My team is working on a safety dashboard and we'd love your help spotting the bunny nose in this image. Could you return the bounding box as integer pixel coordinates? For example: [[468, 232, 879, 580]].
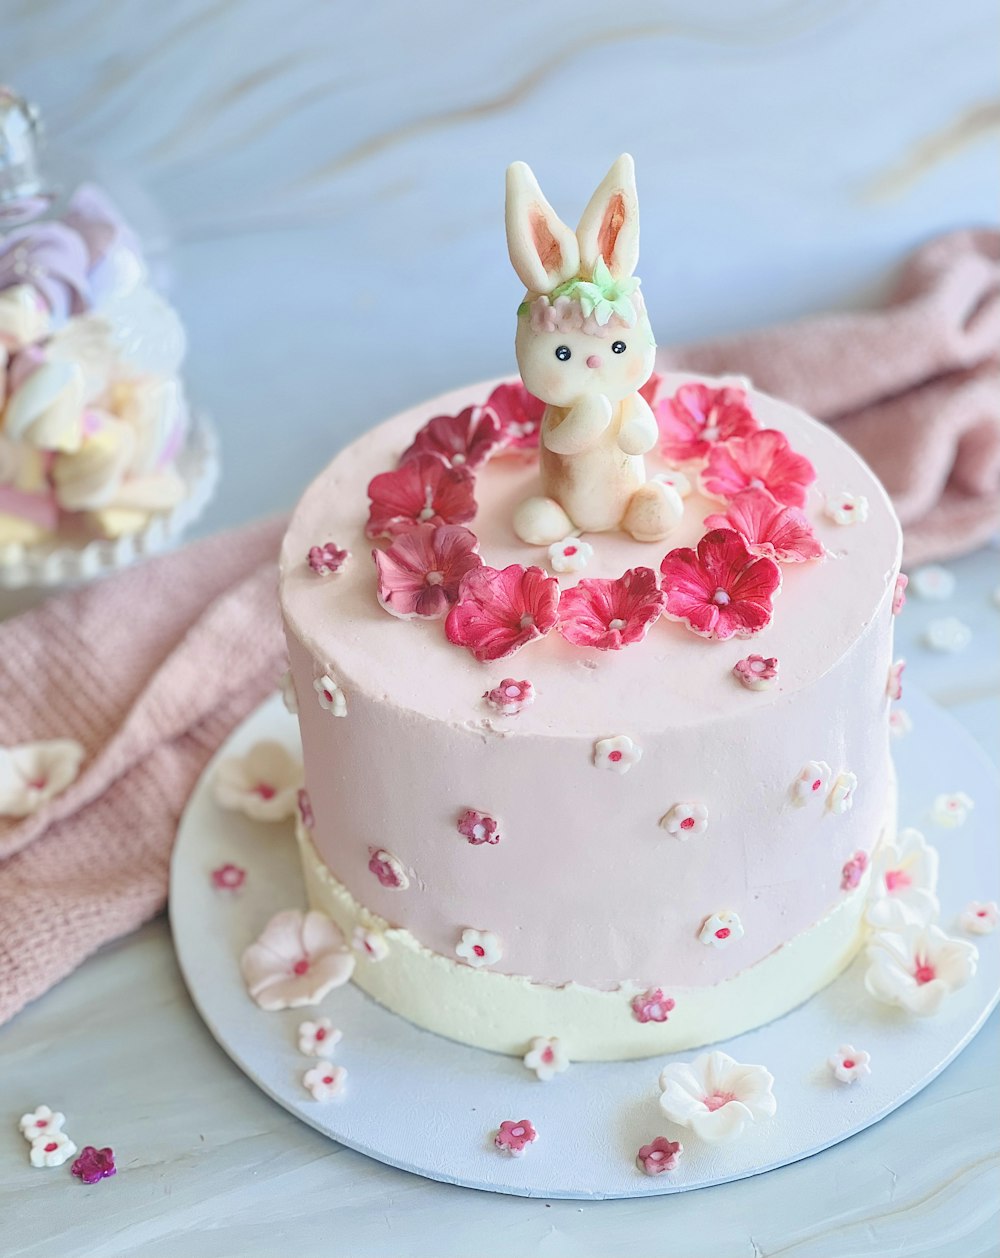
[[586, 354, 602, 369]]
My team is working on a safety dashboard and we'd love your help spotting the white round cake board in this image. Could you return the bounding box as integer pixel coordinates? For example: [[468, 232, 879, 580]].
[[169, 686, 999, 1200]]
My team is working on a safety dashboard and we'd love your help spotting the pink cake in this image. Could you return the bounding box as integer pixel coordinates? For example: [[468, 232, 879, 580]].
[[278, 157, 903, 1060]]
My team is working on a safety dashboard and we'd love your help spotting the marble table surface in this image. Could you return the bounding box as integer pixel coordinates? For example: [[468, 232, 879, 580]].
[[2, 2, 999, 1254]]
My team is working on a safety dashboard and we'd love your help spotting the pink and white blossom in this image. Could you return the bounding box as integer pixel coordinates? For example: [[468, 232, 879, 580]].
[[660, 528, 781, 641], [959, 901, 999, 935], [303, 1062, 347, 1101], [700, 430, 816, 507], [19, 1106, 65, 1142], [660, 801, 709, 838], [307, 542, 350, 576], [892, 573, 908, 615], [823, 491, 869, 525], [494, 1118, 537, 1156], [594, 734, 643, 774], [212, 740, 302, 822], [352, 926, 390, 961], [366, 453, 476, 539], [211, 863, 247, 892], [400, 404, 502, 470], [445, 563, 560, 661], [240, 909, 355, 1011], [558, 567, 665, 650], [29, 1131, 77, 1168], [703, 487, 824, 563], [314, 673, 347, 717], [924, 616, 972, 653], [373, 522, 482, 620], [699, 910, 744, 948], [297, 1017, 343, 1058], [483, 678, 535, 715], [658, 1051, 776, 1143], [887, 659, 905, 701], [368, 848, 409, 889], [486, 380, 546, 452], [865, 924, 977, 1015], [828, 770, 858, 815], [656, 382, 759, 464], [456, 927, 502, 968], [791, 760, 831, 806], [889, 708, 913, 738], [931, 791, 974, 828], [0, 739, 85, 819], [636, 1136, 683, 1175], [547, 535, 593, 573], [523, 1036, 569, 1081], [651, 468, 692, 497], [297, 788, 315, 830], [841, 851, 869, 891], [631, 988, 675, 1024], [866, 828, 940, 930], [457, 809, 501, 845], [828, 1044, 871, 1084], [910, 564, 956, 600], [733, 654, 778, 691]]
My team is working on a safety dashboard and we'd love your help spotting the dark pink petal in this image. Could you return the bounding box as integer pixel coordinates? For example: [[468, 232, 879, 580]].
[[366, 454, 476, 539], [373, 523, 481, 620], [660, 528, 781, 640], [486, 381, 546, 452], [703, 488, 825, 563], [400, 405, 503, 470], [639, 371, 664, 408], [557, 567, 665, 650], [446, 564, 559, 662], [700, 429, 816, 507], [655, 383, 758, 463]]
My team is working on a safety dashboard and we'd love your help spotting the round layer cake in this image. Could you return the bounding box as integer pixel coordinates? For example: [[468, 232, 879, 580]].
[[279, 371, 902, 1060]]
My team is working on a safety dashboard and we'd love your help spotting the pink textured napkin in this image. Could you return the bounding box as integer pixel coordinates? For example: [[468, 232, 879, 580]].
[[659, 229, 1000, 563], [0, 517, 287, 1026]]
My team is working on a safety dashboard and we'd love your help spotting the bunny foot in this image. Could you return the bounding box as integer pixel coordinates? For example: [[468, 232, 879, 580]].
[[622, 481, 684, 543], [513, 496, 574, 545]]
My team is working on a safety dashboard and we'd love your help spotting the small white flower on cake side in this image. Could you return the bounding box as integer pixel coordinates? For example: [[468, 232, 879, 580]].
[[0, 740, 85, 818], [660, 801, 708, 838], [297, 1017, 342, 1058], [314, 673, 347, 717], [866, 828, 940, 930], [791, 760, 831, 806], [594, 734, 642, 774], [909, 564, 956, 600], [828, 1045, 871, 1084], [931, 791, 974, 828], [29, 1131, 77, 1168], [278, 667, 298, 713], [864, 924, 977, 1015], [827, 770, 858, 815], [699, 910, 744, 948], [456, 927, 502, 968], [303, 1062, 347, 1101], [959, 901, 999, 935], [923, 617, 972, 654], [658, 1051, 776, 1144], [547, 536, 593, 573], [212, 739, 302, 822], [19, 1105, 65, 1142], [352, 925, 389, 961], [523, 1036, 569, 1081], [824, 491, 869, 525]]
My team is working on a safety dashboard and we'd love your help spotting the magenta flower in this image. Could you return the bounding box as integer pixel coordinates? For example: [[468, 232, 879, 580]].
[[494, 1118, 538, 1156], [457, 809, 500, 845], [636, 1136, 682, 1176], [373, 523, 482, 620], [307, 542, 350, 575], [660, 528, 782, 640], [893, 573, 908, 616], [703, 487, 825, 564], [733, 653, 779, 690], [368, 848, 409, 889], [631, 988, 675, 1024], [401, 404, 502, 470], [446, 564, 560, 662], [211, 863, 246, 892], [841, 851, 869, 891], [297, 788, 315, 830], [656, 382, 758, 464], [700, 429, 816, 507], [486, 380, 546, 451], [557, 567, 665, 650], [484, 678, 535, 715], [71, 1146, 116, 1185], [366, 453, 476, 540]]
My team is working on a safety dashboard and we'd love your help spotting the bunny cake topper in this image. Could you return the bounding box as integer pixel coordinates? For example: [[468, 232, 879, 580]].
[[506, 154, 683, 545]]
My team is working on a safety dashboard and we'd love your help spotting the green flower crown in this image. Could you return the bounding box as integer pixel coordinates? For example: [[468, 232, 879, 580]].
[[517, 256, 641, 326]]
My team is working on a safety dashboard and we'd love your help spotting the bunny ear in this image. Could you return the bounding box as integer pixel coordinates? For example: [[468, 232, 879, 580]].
[[576, 153, 640, 281], [505, 161, 580, 294]]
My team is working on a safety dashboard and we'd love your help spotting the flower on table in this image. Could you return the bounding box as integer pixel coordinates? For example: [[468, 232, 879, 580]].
[[892, 573, 908, 615], [365, 453, 476, 540], [823, 491, 869, 525], [886, 659, 905, 701], [456, 927, 502, 968], [494, 1118, 537, 1156], [651, 468, 692, 497], [733, 654, 778, 691], [660, 801, 708, 839], [889, 708, 913, 738], [400, 404, 503, 470], [840, 851, 869, 891], [636, 1135, 683, 1175], [352, 925, 390, 961], [71, 1146, 116, 1184], [655, 382, 758, 464], [19, 1105, 65, 1142], [704, 488, 825, 564], [828, 770, 858, 815], [558, 567, 665, 650], [457, 808, 500, 845], [658, 1051, 776, 1143], [523, 1036, 569, 1082], [910, 565, 956, 600], [297, 788, 315, 830], [791, 760, 831, 806], [631, 988, 675, 1024], [297, 1017, 343, 1058], [486, 380, 546, 452], [828, 1045, 871, 1085], [594, 734, 643, 774], [212, 740, 302, 822], [923, 616, 972, 653], [303, 1062, 347, 1101], [0, 739, 85, 819], [368, 848, 409, 889], [659, 528, 781, 640], [373, 522, 482, 620], [240, 909, 355, 1011], [700, 430, 816, 507], [483, 678, 535, 715], [864, 923, 977, 1015], [547, 535, 594, 573], [699, 910, 744, 948], [866, 828, 940, 930], [278, 668, 298, 714], [314, 674, 347, 717], [211, 863, 246, 892], [931, 791, 974, 828], [29, 1131, 77, 1168], [307, 542, 350, 576], [959, 901, 999, 935], [445, 563, 559, 661]]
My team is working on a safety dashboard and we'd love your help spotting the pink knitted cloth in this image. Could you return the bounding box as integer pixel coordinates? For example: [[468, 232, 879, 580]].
[[660, 229, 1000, 563], [0, 517, 287, 1025]]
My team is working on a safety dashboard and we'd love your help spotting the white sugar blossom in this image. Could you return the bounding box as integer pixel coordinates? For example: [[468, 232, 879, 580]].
[[594, 734, 642, 774], [828, 770, 858, 815], [523, 1036, 570, 1082], [828, 1044, 871, 1084], [314, 674, 347, 716], [864, 924, 977, 1016], [547, 536, 594, 573], [352, 925, 390, 961], [910, 565, 956, 600], [658, 1051, 776, 1144], [959, 901, 999, 935], [699, 910, 744, 948], [931, 791, 974, 828], [213, 740, 302, 822], [923, 617, 971, 653], [29, 1131, 77, 1168], [660, 801, 708, 838], [824, 491, 869, 525], [19, 1105, 65, 1143], [0, 740, 85, 818], [791, 760, 831, 806], [866, 828, 940, 930], [456, 927, 502, 968], [297, 1017, 342, 1059], [302, 1062, 347, 1101]]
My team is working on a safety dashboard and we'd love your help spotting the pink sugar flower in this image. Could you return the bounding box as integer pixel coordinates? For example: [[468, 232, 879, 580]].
[[700, 429, 816, 507], [211, 863, 246, 892], [733, 653, 778, 690], [557, 566, 666, 650], [240, 909, 355, 1011], [636, 1136, 682, 1176], [703, 487, 825, 564], [631, 988, 675, 1024], [368, 848, 409, 889], [656, 382, 759, 463], [71, 1146, 116, 1185], [307, 542, 350, 576], [484, 677, 535, 715], [373, 522, 482, 620], [297, 788, 315, 830], [893, 573, 908, 615], [887, 659, 905, 701], [841, 851, 869, 891], [401, 404, 503, 470], [457, 808, 500, 845], [660, 528, 781, 640], [366, 453, 476, 540], [446, 563, 560, 661], [494, 1118, 538, 1156], [486, 380, 546, 452]]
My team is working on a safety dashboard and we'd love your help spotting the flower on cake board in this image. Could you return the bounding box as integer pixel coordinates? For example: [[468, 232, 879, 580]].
[[658, 1051, 776, 1143], [651, 468, 692, 497], [303, 1062, 347, 1101], [660, 801, 708, 838], [352, 926, 389, 961], [212, 740, 302, 822], [494, 1118, 537, 1156], [841, 851, 869, 891], [0, 739, 85, 818], [699, 910, 744, 948], [828, 1045, 871, 1084], [631, 988, 675, 1024], [483, 678, 534, 715], [486, 380, 545, 452], [910, 564, 956, 600], [828, 770, 858, 815], [456, 927, 502, 968], [366, 453, 476, 540], [791, 760, 831, 806], [211, 863, 247, 892], [924, 616, 972, 653], [892, 573, 908, 615], [931, 791, 974, 828], [547, 535, 593, 573], [733, 653, 778, 691], [368, 848, 409, 889], [523, 1036, 569, 1082], [659, 529, 781, 641], [71, 1146, 117, 1184], [400, 404, 502, 470], [866, 828, 940, 930], [373, 522, 482, 620], [446, 564, 559, 661], [655, 382, 758, 464], [307, 542, 350, 576], [703, 488, 825, 563], [29, 1131, 77, 1168], [457, 808, 500, 845], [19, 1105, 65, 1142], [887, 659, 905, 701], [864, 924, 977, 1015], [823, 491, 869, 525], [594, 734, 643, 774], [700, 430, 816, 507], [636, 1136, 683, 1175], [314, 674, 347, 717], [959, 901, 999, 935], [298, 1017, 342, 1058], [240, 909, 355, 1011], [558, 567, 665, 650]]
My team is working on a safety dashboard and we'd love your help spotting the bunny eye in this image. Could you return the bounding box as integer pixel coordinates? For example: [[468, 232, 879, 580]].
[[554, 345, 572, 362], [612, 340, 627, 354]]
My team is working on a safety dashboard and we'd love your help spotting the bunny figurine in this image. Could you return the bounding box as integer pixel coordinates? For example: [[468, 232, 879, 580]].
[[505, 154, 683, 546]]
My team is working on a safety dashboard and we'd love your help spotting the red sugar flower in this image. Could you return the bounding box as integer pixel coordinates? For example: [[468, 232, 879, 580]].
[[401, 404, 503, 470], [700, 429, 816, 507], [494, 1118, 538, 1156], [631, 988, 675, 1024], [307, 542, 350, 576], [457, 809, 500, 845], [486, 380, 546, 452], [211, 863, 246, 892], [366, 453, 476, 540], [656, 382, 758, 463], [71, 1146, 116, 1185], [703, 487, 825, 564], [557, 567, 665, 650], [373, 523, 482, 620], [660, 528, 781, 640], [446, 564, 559, 662], [636, 1136, 682, 1176]]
